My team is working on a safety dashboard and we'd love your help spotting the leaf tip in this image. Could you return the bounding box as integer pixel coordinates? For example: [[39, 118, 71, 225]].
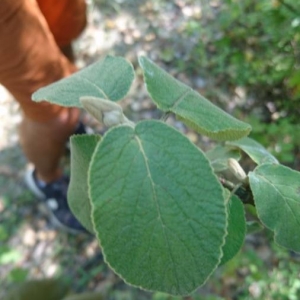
[[31, 90, 41, 102], [138, 55, 146, 67]]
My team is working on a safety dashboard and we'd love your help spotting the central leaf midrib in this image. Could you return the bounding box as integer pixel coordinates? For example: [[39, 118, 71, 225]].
[[134, 135, 180, 290], [134, 136, 163, 222], [170, 88, 191, 111], [81, 76, 109, 99]]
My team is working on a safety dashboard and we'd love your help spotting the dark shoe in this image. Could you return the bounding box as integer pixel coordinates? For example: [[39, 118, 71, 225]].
[[73, 121, 90, 135], [25, 168, 87, 234]]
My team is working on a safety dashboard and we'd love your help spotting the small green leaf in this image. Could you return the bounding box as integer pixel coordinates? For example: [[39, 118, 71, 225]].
[[0, 225, 8, 241], [220, 191, 246, 265], [206, 145, 241, 172], [246, 221, 263, 234], [68, 134, 101, 232], [8, 268, 29, 283], [89, 120, 227, 295], [32, 56, 134, 107], [249, 163, 300, 252], [139, 56, 251, 141], [4, 279, 69, 300], [0, 246, 21, 264], [227, 137, 278, 164], [63, 293, 104, 300]]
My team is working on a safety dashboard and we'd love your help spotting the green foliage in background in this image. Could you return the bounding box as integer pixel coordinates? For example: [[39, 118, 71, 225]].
[[32, 55, 300, 296], [246, 116, 300, 163], [182, 0, 300, 120]]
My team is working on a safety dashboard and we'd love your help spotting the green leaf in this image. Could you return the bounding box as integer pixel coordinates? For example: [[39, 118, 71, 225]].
[[152, 291, 182, 300], [4, 279, 69, 300], [206, 145, 241, 172], [8, 267, 29, 283], [220, 191, 246, 265], [89, 120, 227, 295], [227, 137, 278, 164], [139, 56, 251, 141], [32, 56, 134, 107], [0, 225, 8, 241], [68, 134, 101, 232], [0, 246, 21, 264], [246, 221, 263, 234], [249, 163, 300, 252], [63, 293, 103, 300]]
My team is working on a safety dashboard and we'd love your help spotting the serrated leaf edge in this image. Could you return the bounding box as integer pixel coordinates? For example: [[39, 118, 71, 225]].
[[249, 164, 300, 253], [68, 133, 102, 233], [139, 56, 251, 141]]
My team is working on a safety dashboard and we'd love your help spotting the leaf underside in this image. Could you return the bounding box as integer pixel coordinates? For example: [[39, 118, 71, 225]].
[[227, 137, 278, 165], [139, 56, 251, 141], [89, 120, 227, 295], [32, 56, 135, 107], [206, 145, 241, 172], [220, 191, 246, 265], [68, 134, 101, 232], [249, 163, 300, 253]]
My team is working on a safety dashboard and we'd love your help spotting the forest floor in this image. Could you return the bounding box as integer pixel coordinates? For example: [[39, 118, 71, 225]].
[[1, 1, 299, 299]]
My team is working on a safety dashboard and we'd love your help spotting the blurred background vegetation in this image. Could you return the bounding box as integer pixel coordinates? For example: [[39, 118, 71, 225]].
[[1, 0, 300, 299]]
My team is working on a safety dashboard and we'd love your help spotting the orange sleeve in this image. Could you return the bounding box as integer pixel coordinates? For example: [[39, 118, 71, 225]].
[[36, 0, 87, 47]]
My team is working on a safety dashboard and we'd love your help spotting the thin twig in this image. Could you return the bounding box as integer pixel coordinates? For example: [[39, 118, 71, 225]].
[[219, 177, 235, 191], [161, 111, 171, 122], [219, 177, 255, 206]]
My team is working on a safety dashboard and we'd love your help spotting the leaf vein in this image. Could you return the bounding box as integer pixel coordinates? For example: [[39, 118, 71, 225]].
[[170, 88, 192, 110], [256, 174, 300, 228], [81, 76, 109, 99], [134, 135, 180, 291]]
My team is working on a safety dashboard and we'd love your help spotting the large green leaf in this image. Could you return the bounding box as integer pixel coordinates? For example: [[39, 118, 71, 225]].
[[206, 145, 241, 172], [32, 56, 134, 107], [68, 134, 101, 232], [89, 120, 227, 295], [227, 137, 278, 164], [249, 163, 300, 252], [220, 191, 246, 265], [139, 56, 251, 141]]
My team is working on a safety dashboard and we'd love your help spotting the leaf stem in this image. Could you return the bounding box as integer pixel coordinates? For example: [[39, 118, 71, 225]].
[[161, 111, 171, 122], [219, 177, 255, 206], [219, 177, 235, 190]]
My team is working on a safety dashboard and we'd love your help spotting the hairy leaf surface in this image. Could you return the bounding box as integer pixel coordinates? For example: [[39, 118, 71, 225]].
[[227, 137, 278, 164], [68, 134, 101, 232], [249, 164, 300, 252], [32, 56, 134, 107], [220, 192, 246, 265], [89, 120, 227, 295], [206, 145, 241, 172], [139, 56, 251, 141]]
